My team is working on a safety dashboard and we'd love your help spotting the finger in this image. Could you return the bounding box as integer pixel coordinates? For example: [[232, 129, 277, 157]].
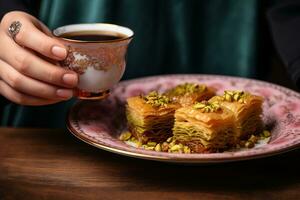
[[0, 80, 61, 106], [0, 59, 74, 100], [0, 32, 78, 88], [12, 19, 67, 60]]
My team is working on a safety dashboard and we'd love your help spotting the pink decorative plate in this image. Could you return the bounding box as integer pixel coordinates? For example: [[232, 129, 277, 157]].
[[67, 75, 300, 163]]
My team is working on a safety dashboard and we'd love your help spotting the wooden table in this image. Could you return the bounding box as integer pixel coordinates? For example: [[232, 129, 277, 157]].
[[0, 128, 299, 200]]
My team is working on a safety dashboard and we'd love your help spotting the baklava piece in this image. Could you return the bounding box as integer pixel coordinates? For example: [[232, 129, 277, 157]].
[[173, 101, 236, 153], [164, 83, 215, 107], [126, 91, 180, 144], [209, 90, 263, 140]]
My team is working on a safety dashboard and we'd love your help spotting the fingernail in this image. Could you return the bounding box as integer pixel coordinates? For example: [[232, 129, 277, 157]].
[[63, 73, 78, 86], [56, 89, 73, 99], [52, 46, 67, 58]]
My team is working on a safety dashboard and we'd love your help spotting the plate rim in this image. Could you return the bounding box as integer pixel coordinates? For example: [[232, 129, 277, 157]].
[[67, 74, 300, 163], [67, 121, 299, 163]]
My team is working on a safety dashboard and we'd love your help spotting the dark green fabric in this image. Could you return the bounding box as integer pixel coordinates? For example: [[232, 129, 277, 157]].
[[40, 0, 259, 78], [1, 0, 263, 127]]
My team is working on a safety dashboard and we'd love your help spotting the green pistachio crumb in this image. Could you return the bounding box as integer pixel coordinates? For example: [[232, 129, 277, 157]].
[[263, 130, 271, 137], [170, 144, 182, 151], [223, 90, 246, 103], [155, 144, 162, 152], [142, 91, 171, 107], [119, 132, 132, 141], [183, 146, 191, 153], [147, 141, 157, 147], [245, 141, 255, 148], [249, 135, 258, 143], [193, 101, 221, 113], [145, 146, 155, 150], [166, 137, 173, 143]]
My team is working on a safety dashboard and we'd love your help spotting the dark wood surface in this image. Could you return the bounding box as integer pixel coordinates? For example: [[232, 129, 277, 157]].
[[0, 128, 299, 200]]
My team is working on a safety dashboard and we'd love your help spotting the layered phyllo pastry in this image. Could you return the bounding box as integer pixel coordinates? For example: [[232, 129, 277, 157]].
[[209, 90, 263, 140], [122, 87, 267, 154], [173, 101, 236, 153], [126, 91, 180, 144], [164, 83, 215, 107]]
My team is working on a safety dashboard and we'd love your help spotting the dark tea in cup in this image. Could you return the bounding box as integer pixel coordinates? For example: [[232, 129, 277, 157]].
[[59, 31, 128, 42]]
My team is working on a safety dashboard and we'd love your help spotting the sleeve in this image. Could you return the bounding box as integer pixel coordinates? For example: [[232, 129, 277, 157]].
[[267, 0, 300, 88]]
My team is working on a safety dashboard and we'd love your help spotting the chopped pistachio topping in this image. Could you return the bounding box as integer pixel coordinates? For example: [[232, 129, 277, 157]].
[[147, 141, 157, 147], [142, 91, 171, 107], [245, 141, 255, 148], [237, 130, 271, 149], [238, 139, 255, 149], [262, 130, 271, 138], [183, 146, 191, 153], [248, 135, 258, 143], [193, 101, 221, 113], [128, 136, 142, 147], [144, 146, 155, 150], [121, 134, 191, 154], [167, 83, 207, 96], [170, 144, 182, 151], [121, 129, 271, 152], [168, 143, 190, 153], [166, 137, 173, 143], [119, 131, 132, 141], [155, 144, 162, 152], [222, 90, 246, 103]]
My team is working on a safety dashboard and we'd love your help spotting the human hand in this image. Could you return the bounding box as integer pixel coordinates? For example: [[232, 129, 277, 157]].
[[0, 11, 78, 106]]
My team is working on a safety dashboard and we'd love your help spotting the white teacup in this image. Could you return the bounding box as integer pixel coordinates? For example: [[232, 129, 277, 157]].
[[53, 23, 134, 100]]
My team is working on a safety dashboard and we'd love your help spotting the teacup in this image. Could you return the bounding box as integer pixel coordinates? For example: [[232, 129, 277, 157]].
[[53, 23, 134, 99]]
